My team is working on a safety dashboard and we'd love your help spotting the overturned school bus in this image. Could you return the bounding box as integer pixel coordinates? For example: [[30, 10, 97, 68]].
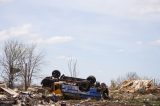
[[41, 70, 109, 101]]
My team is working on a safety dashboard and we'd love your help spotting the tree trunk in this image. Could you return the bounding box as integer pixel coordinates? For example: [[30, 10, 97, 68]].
[[9, 66, 14, 88], [24, 63, 28, 91]]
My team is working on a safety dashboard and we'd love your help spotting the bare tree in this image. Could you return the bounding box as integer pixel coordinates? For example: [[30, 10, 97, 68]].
[[21, 45, 43, 90], [68, 57, 78, 77], [126, 72, 139, 80], [0, 40, 26, 88], [0, 40, 44, 90]]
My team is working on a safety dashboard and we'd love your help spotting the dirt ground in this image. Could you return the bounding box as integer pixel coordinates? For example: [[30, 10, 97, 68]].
[[54, 92, 160, 106], [1, 92, 160, 106], [59, 99, 160, 106]]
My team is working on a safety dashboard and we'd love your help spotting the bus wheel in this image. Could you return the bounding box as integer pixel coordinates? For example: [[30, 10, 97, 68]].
[[52, 70, 61, 78], [87, 75, 96, 85], [79, 80, 90, 92]]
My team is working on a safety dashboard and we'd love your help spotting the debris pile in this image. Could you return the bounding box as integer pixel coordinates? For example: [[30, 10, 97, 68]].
[[119, 80, 153, 93], [0, 83, 18, 105], [0, 79, 160, 106], [0, 83, 58, 105], [109, 79, 160, 106]]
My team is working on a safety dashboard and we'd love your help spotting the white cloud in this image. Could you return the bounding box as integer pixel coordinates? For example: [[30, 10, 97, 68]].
[[54, 0, 160, 18], [135, 0, 160, 14], [150, 39, 160, 46], [30, 36, 73, 45], [136, 41, 143, 45], [56, 55, 66, 59], [44, 36, 73, 44], [0, 0, 13, 5], [116, 49, 125, 53], [0, 24, 73, 45], [10, 24, 32, 36], [0, 24, 32, 41], [56, 56, 77, 60]]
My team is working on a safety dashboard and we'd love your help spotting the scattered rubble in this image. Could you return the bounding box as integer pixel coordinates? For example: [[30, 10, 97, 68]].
[[0, 86, 18, 105], [0, 83, 57, 105], [0, 79, 160, 106]]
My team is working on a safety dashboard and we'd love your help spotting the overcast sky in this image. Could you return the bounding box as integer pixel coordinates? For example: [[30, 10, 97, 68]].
[[0, 0, 160, 84]]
